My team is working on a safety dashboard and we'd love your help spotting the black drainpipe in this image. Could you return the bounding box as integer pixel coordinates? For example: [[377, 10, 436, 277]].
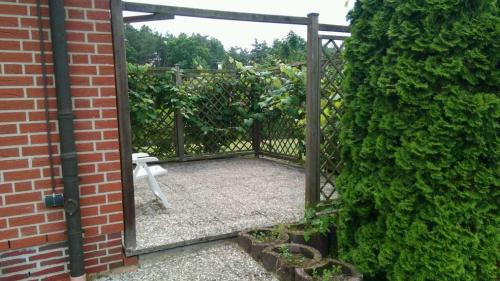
[[48, 0, 85, 279]]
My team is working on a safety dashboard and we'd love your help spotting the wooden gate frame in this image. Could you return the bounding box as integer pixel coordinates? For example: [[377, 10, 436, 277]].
[[110, 0, 350, 253]]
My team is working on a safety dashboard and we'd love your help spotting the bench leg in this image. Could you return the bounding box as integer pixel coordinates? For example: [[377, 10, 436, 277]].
[[144, 167, 171, 209]]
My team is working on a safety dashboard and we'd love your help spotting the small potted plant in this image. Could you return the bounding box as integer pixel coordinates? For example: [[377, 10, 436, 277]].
[[237, 226, 289, 260], [295, 258, 362, 281], [261, 243, 322, 281], [285, 204, 338, 256]]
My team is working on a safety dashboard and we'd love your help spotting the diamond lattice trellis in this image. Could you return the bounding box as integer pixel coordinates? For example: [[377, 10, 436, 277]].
[[132, 106, 176, 160], [182, 71, 253, 156], [319, 38, 345, 200]]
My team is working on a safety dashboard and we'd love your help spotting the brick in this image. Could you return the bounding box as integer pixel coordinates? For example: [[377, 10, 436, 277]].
[[20, 226, 37, 236], [108, 213, 123, 223], [101, 222, 123, 234], [43, 272, 70, 281], [0, 88, 23, 99], [0, 4, 27, 15], [0, 52, 32, 62], [100, 253, 123, 264], [68, 42, 95, 53], [20, 17, 50, 28], [80, 174, 104, 185], [0, 16, 18, 27], [104, 151, 120, 161], [5, 192, 41, 205], [78, 153, 102, 163], [95, 119, 117, 129], [66, 21, 94, 31], [9, 235, 47, 249], [0, 183, 13, 194], [0, 28, 29, 39], [0, 112, 25, 121], [0, 99, 33, 110], [0, 135, 28, 146], [86, 264, 107, 274], [47, 232, 67, 243], [20, 122, 55, 133], [82, 215, 106, 226], [25, 63, 54, 73], [80, 195, 106, 206], [68, 9, 85, 19], [4, 64, 23, 74], [9, 214, 45, 227], [97, 162, 120, 173], [92, 76, 115, 86], [0, 241, 9, 251], [0, 124, 18, 134], [78, 163, 96, 175], [86, 10, 110, 21], [26, 87, 56, 98], [0, 159, 28, 171], [72, 88, 98, 97], [74, 131, 101, 141], [0, 148, 19, 158], [99, 203, 122, 214], [47, 211, 64, 222], [2, 263, 36, 274], [81, 206, 98, 217], [106, 172, 121, 181], [67, 32, 86, 42], [98, 65, 114, 75], [69, 76, 90, 86], [0, 229, 18, 240], [3, 169, 40, 182], [0, 40, 20, 50], [31, 265, 65, 277], [39, 221, 66, 234], [40, 256, 69, 266], [22, 145, 57, 156], [65, 0, 92, 8], [91, 54, 113, 64], [80, 185, 96, 195], [75, 142, 94, 152], [94, 0, 110, 9], [74, 109, 100, 119], [14, 181, 32, 192], [95, 23, 111, 33], [69, 65, 97, 75], [96, 140, 119, 150], [99, 87, 116, 96], [0, 258, 25, 268]]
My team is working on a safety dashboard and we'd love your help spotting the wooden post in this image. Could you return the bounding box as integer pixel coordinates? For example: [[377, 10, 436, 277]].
[[252, 119, 261, 158], [174, 64, 185, 161], [110, 0, 136, 250], [305, 13, 321, 207]]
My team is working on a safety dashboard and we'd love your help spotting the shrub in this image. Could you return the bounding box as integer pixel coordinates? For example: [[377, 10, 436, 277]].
[[338, 1, 499, 280]]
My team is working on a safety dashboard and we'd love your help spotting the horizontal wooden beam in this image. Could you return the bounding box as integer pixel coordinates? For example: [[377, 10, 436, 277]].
[[318, 24, 350, 33], [123, 1, 310, 25], [123, 13, 175, 23], [319, 34, 350, 41]]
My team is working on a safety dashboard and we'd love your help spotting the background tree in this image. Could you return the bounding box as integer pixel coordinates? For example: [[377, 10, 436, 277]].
[[271, 31, 306, 63], [338, 0, 499, 280], [124, 24, 168, 66]]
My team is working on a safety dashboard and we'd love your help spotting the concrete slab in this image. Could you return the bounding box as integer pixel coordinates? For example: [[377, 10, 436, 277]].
[[134, 158, 305, 251]]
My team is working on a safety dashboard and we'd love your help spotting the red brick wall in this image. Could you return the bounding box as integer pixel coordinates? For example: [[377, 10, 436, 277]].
[[0, 0, 132, 279]]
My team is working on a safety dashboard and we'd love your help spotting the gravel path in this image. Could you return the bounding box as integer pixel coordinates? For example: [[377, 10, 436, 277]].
[[134, 158, 305, 251], [96, 241, 278, 281]]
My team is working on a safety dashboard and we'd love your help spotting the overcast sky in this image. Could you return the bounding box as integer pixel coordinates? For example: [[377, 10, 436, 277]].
[[125, 0, 355, 50]]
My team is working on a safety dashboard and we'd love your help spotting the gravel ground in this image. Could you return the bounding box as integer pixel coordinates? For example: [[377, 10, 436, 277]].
[[96, 241, 278, 281], [134, 158, 305, 250]]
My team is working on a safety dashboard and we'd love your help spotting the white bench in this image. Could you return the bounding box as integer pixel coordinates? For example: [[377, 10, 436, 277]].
[[132, 153, 171, 209]]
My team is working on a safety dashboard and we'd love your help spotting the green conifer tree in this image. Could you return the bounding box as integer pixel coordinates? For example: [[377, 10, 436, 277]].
[[338, 1, 499, 280]]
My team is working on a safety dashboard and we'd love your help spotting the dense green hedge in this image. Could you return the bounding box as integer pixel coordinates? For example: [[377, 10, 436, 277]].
[[337, 1, 499, 280]]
